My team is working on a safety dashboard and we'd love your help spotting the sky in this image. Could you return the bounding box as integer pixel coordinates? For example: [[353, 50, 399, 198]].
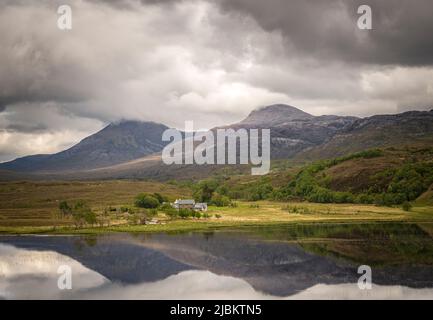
[[0, 0, 433, 162]]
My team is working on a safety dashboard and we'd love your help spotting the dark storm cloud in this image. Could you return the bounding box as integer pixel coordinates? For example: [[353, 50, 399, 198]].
[[0, 0, 432, 161], [5, 123, 48, 133], [218, 0, 433, 66], [86, 0, 181, 9]]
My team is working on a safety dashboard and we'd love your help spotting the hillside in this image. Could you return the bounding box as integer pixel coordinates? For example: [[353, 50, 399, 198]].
[[211, 147, 433, 206], [1, 105, 433, 181], [0, 121, 170, 172], [298, 110, 433, 160], [287, 147, 433, 205], [416, 185, 433, 206]]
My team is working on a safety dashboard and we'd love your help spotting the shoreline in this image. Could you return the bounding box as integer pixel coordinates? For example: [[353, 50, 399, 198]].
[[1, 214, 432, 236], [2, 198, 432, 236]]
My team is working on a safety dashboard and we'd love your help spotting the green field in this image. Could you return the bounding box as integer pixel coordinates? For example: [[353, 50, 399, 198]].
[[1, 148, 433, 235], [0, 180, 190, 227], [0, 180, 432, 235]]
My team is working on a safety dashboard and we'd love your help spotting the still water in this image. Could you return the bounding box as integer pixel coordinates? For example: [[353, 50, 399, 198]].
[[1, 222, 433, 299]]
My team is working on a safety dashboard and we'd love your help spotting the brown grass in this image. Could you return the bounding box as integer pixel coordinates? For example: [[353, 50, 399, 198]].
[[0, 180, 190, 226]]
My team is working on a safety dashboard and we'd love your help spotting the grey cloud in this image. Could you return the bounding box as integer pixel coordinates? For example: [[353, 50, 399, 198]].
[[5, 123, 48, 133], [218, 0, 433, 66], [86, 0, 183, 9], [0, 0, 433, 161]]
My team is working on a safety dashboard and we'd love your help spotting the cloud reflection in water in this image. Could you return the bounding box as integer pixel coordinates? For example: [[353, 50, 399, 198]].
[[1, 243, 433, 300]]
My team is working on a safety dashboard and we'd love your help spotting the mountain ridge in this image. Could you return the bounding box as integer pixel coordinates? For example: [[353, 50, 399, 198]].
[[1, 104, 433, 177], [0, 120, 170, 172], [225, 104, 359, 159], [297, 109, 433, 160]]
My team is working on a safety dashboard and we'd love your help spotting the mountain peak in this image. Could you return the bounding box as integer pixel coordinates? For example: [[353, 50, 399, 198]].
[[240, 104, 313, 126], [0, 119, 170, 172]]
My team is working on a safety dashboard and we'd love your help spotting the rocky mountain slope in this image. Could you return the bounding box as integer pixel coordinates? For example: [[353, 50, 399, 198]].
[[1, 104, 433, 178], [228, 104, 358, 159], [298, 109, 433, 160], [0, 121, 169, 172]]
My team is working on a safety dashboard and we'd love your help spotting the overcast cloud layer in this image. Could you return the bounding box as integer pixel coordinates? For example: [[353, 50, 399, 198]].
[[0, 0, 433, 161]]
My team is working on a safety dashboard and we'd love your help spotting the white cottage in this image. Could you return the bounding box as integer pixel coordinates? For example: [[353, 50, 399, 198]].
[[172, 199, 207, 212], [172, 199, 195, 209]]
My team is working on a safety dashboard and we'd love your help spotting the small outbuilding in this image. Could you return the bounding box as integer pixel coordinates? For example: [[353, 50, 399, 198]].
[[194, 203, 208, 212]]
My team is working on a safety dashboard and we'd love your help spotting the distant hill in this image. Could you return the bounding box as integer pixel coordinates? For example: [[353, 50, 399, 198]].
[[289, 147, 433, 205], [297, 110, 433, 160], [218, 147, 433, 205], [0, 120, 170, 172]]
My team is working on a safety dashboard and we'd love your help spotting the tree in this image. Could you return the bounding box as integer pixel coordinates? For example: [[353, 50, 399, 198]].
[[153, 193, 169, 204], [84, 210, 97, 226], [211, 193, 231, 207], [59, 201, 72, 217], [193, 179, 218, 202], [134, 193, 160, 208], [215, 185, 229, 196], [71, 201, 96, 228]]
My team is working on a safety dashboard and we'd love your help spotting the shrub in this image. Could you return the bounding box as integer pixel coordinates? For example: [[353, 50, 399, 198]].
[[178, 208, 195, 219], [307, 187, 334, 203], [356, 193, 374, 204], [152, 193, 169, 204], [164, 209, 178, 219], [333, 192, 355, 204], [282, 205, 311, 214], [194, 211, 202, 219], [71, 201, 96, 228], [193, 179, 218, 202], [59, 201, 72, 216], [211, 193, 231, 207], [148, 208, 158, 216], [127, 213, 146, 225], [160, 203, 178, 219], [215, 185, 229, 196], [246, 183, 274, 201], [402, 201, 412, 212], [134, 193, 160, 208]]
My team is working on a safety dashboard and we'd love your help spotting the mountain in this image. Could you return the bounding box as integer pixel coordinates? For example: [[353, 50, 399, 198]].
[[0, 120, 170, 172], [225, 104, 358, 159], [2, 104, 433, 179], [298, 109, 433, 160]]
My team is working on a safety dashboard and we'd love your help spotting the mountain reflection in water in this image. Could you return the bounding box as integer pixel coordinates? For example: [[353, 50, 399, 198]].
[[1, 222, 433, 299]]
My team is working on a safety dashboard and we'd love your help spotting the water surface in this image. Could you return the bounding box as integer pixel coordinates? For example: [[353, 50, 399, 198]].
[[1, 222, 433, 299]]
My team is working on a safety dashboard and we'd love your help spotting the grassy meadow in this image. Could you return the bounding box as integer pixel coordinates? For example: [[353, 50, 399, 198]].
[[0, 179, 432, 235], [0, 180, 190, 228]]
